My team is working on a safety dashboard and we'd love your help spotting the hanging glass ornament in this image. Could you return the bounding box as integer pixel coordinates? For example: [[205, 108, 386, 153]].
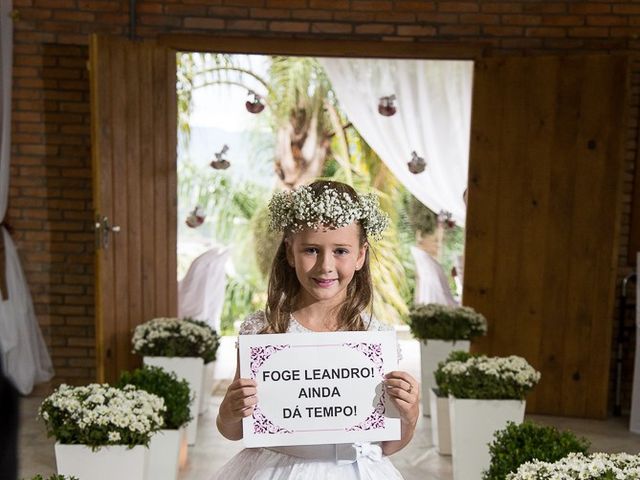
[[437, 210, 456, 229], [186, 205, 206, 228], [378, 94, 397, 116], [245, 91, 265, 114], [407, 151, 426, 174], [210, 144, 231, 170]]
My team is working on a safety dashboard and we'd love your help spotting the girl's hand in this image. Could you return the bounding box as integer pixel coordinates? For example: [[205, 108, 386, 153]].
[[218, 378, 258, 426], [384, 371, 420, 427]]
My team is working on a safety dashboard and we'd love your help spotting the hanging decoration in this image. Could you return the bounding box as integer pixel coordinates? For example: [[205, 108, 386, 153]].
[[210, 144, 231, 170], [437, 210, 456, 229], [186, 206, 206, 228], [245, 91, 265, 114], [407, 151, 426, 174], [378, 95, 397, 116]]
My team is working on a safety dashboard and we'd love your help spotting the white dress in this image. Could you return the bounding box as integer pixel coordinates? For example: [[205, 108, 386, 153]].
[[212, 311, 405, 480]]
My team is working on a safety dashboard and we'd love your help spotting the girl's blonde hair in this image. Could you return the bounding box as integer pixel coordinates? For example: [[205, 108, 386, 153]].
[[263, 181, 373, 333]]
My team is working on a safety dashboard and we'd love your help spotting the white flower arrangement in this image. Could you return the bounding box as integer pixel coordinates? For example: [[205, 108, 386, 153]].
[[508, 452, 640, 479], [39, 383, 165, 449], [132, 317, 219, 361], [268, 184, 390, 240], [439, 354, 541, 400], [409, 303, 488, 341]]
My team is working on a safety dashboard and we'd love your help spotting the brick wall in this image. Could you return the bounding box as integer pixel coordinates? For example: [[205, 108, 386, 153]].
[[8, 0, 639, 410]]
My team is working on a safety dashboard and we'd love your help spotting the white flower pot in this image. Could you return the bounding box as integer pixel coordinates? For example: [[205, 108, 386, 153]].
[[199, 361, 216, 415], [55, 443, 148, 480], [420, 339, 470, 416], [449, 397, 526, 480], [429, 388, 451, 455], [147, 427, 185, 480], [144, 356, 204, 445]]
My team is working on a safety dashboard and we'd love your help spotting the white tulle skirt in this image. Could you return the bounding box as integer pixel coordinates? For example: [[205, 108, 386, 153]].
[[211, 444, 405, 480]]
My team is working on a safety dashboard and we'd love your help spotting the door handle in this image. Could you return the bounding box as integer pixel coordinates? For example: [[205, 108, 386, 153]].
[[95, 214, 121, 250]]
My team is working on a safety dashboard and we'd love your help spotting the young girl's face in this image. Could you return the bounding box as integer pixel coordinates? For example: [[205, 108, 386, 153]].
[[286, 222, 367, 307]]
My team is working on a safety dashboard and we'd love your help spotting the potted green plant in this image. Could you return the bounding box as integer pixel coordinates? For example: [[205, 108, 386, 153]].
[[183, 317, 221, 415], [409, 303, 487, 416], [132, 317, 218, 445], [430, 350, 472, 455], [507, 452, 640, 480], [439, 354, 541, 480], [38, 384, 164, 480], [483, 421, 590, 480], [118, 366, 192, 480]]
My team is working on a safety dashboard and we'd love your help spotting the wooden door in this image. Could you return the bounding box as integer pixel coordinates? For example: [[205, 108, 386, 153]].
[[464, 55, 629, 418], [90, 35, 177, 383]]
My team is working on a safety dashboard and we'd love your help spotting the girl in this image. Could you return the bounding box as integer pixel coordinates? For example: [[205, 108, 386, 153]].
[[214, 180, 419, 479]]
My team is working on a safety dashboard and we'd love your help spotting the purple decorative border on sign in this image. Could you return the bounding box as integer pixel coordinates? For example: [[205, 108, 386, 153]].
[[249, 344, 290, 380], [346, 392, 386, 431], [252, 405, 292, 434], [343, 342, 384, 376], [342, 341, 386, 431]]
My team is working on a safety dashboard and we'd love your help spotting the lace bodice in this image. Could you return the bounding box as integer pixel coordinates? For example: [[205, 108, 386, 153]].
[[238, 310, 401, 359]]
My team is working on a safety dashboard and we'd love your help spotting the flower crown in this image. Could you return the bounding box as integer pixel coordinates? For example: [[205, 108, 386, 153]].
[[268, 184, 390, 240]]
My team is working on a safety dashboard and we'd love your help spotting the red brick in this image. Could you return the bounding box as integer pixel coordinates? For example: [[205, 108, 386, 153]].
[[77, 0, 120, 11], [311, 22, 353, 34], [397, 24, 436, 36], [541, 15, 584, 26], [587, 15, 628, 26], [526, 27, 565, 38], [568, 26, 609, 37], [612, 4, 640, 15], [352, 0, 393, 11], [502, 14, 543, 26], [34, 0, 76, 7], [394, 1, 435, 12], [523, 3, 567, 14], [164, 4, 208, 15], [250, 7, 291, 18], [355, 23, 395, 34], [482, 25, 524, 36], [438, 24, 480, 35], [569, 3, 611, 14], [52, 10, 96, 22], [309, 0, 347, 8], [267, 0, 307, 7], [269, 21, 309, 32], [227, 19, 268, 30], [481, 3, 522, 14], [208, 6, 250, 17], [183, 16, 225, 29], [438, 2, 478, 13], [459, 13, 499, 24], [292, 9, 334, 20], [417, 12, 456, 23]]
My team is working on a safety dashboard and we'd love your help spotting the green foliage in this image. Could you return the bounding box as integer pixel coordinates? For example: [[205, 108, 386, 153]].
[[484, 421, 590, 480], [434, 350, 473, 396], [251, 204, 282, 279], [118, 366, 192, 430], [407, 195, 437, 234], [409, 303, 487, 341], [183, 318, 221, 362]]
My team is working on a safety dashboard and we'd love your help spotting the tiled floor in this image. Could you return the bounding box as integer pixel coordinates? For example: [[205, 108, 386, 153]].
[[17, 337, 640, 479]]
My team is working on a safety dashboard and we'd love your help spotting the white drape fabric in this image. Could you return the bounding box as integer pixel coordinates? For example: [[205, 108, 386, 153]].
[[318, 58, 473, 225], [410, 246, 456, 306], [629, 254, 640, 433], [0, 0, 54, 394], [178, 245, 231, 333]]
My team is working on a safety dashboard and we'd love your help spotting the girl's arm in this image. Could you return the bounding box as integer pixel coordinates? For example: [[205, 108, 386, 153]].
[[216, 351, 258, 441], [380, 371, 420, 456]]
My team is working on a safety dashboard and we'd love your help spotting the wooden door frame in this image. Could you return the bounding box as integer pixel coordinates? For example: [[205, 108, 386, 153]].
[[158, 34, 488, 60]]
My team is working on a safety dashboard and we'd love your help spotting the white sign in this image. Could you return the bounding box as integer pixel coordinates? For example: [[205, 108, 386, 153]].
[[239, 330, 401, 447]]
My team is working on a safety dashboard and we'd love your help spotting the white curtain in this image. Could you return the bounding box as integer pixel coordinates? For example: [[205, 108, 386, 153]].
[[178, 246, 231, 334], [318, 58, 473, 225], [0, 0, 54, 394], [410, 246, 456, 306]]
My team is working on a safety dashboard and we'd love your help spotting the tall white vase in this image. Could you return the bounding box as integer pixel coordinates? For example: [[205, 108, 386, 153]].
[[420, 339, 469, 416], [429, 388, 451, 455], [147, 428, 185, 480], [199, 361, 216, 415], [144, 356, 204, 445], [55, 443, 148, 480], [449, 397, 526, 480]]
